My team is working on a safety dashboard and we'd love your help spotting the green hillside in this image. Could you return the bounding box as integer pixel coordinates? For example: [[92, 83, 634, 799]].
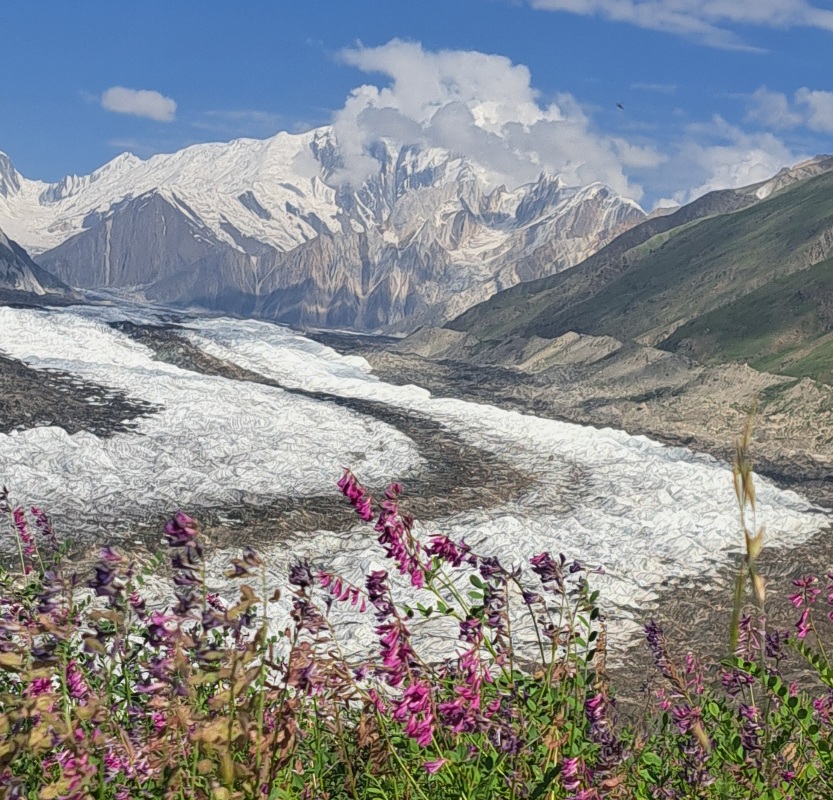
[[664, 255, 833, 383], [449, 168, 833, 383]]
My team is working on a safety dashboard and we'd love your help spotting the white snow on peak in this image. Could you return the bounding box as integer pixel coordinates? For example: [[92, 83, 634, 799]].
[[0, 129, 342, 254], [0, 128, 643, 261]]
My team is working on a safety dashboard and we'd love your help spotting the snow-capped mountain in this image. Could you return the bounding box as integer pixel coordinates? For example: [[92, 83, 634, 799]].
[[0, 129, 645, 331], [0, 224, 74, 301]]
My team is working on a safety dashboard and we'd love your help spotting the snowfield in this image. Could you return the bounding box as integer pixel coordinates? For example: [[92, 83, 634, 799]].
[[0, 303, 828, 650]]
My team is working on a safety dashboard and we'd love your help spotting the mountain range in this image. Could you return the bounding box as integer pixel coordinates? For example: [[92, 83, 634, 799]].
[[0, 130, 644, 332], [446, 155, 833, 383]]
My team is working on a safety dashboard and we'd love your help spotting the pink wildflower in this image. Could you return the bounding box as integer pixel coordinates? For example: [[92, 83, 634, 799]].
[[376, 619, 415, 687], [813, 693, 833, 724], [655, 688, 673, 712], [438, 635, 493, 734], [561, 757, 582, 792], [163, 511, 199, 547], [368, 689, 387, 714], [65, 660, 89, 701], [426, 534, 473, 568], [392, 680, 434, 747], [423, 758, 448, 774], [790, 575, 820, 608], [12, 507, 36, 561], [796, 607, 811, 639], [25, 677, 53, 697], [374, 494, 424, 587], [338, 469, 376, 523], [318, 571, 366, 611]]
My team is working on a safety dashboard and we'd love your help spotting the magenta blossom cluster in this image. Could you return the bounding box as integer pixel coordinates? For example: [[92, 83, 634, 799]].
[[337, 469, 374, 521], [392, 680, 434, 747], [374, 483, 424, 589], [426, 534, 475, 568], [438, 624, 497, 735], [318, 571, 367, 612], [790, 573, 833, 640]]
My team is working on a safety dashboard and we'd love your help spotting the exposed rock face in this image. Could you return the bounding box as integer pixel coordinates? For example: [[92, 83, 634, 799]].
[[0, 225, 73, 301], [0, 131, 645, 332]]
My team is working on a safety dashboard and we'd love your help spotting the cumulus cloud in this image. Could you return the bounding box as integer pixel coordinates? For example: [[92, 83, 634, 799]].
[[529, 0, 833, 49], [747, 86, 833, 134], [331, 39, 648, 198], [746, 87, 805, 129], [655, 116, 804, 206], [101, 86, 177, 122], [795, 88, 833, 133], [326, 40, 809, 211]]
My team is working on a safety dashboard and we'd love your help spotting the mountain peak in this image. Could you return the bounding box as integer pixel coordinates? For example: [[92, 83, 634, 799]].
[[0, 152, 21, 198], [0, 131, 646, 332]]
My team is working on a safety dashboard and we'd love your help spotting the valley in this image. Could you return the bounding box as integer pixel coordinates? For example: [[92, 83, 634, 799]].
[[4, 146, 833, 667]]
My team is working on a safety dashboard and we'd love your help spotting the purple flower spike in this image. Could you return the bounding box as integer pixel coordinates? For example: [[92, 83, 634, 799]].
[[289, 561, 314, 589]]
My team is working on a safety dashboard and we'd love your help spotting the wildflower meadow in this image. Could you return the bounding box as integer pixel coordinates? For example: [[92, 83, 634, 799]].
[[1, 431, 832, 799]]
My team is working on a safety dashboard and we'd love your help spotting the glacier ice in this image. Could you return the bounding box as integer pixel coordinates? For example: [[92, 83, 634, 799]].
[[0, 304, 828, 651]]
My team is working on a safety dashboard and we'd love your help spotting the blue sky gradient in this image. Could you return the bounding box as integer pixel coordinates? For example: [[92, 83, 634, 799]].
[[1, 0, 831, 207]]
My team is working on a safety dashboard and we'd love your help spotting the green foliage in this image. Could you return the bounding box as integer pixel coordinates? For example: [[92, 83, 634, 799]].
[[1, 465, 833, 799]]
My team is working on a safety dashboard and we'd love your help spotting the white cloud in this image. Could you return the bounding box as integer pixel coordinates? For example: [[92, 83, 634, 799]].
[[529, 0, 833, 49], [612, 138, 668, 168], [656, 117, 804, 206], [746, 87, 804, 129], [101, 86, 177, 122], [795, 87, 833, 133], [747, 86, 833, 134], [332, 39, 646, 199], [327, 40, 813, 211]]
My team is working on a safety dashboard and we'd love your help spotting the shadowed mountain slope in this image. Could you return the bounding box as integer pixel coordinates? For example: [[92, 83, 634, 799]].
[[0, 225, 76, 305]]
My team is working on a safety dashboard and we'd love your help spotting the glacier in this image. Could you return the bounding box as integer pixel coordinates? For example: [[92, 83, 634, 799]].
[[0, 303, 827, 653]]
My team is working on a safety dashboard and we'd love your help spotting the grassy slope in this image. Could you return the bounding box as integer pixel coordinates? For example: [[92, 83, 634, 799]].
[[663, 256, 833, 383], [450, 170, 833, 383], [447, 186, 762, 342]]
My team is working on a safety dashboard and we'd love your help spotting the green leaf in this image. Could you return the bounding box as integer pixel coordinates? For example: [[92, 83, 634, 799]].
[[527, 763, 563, 800], [470, 575, 485, 590], [791, 639, 833, 690], [416, 603, 434, 618]]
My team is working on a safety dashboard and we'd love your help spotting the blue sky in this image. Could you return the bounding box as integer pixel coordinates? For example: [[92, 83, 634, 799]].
[[1, 0, 832, 207]]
